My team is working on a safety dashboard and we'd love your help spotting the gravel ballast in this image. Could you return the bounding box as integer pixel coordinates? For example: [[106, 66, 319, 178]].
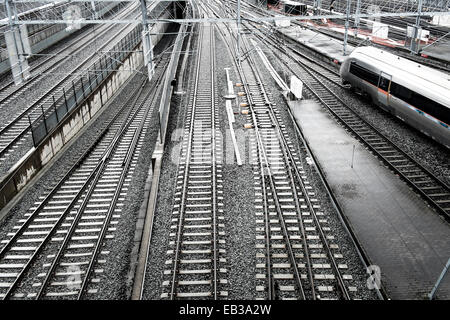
[[0, 33, 174, 299], [143, 22, 380, 300]]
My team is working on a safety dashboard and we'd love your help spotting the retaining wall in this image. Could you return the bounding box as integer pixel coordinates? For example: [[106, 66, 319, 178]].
[[0, 16, 171, 211]]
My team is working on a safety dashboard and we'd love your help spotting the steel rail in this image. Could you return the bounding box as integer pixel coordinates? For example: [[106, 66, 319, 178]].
[[266, 105, 351, 300], [77, 73, 164, 299], [232, 4, 450, 220], [265, 41, 450, 220], [0, 69, 151, 299], [210, 2, 353, 298], [0, 2, 153, 162], [204, 4, 276, 298], [207, 3, 303, 300], [209, 24, 219, 301], [215, 0, 318, 299], [1, 161, 103, 300], [0, 1, 138, 106], [34, 75, 154, 299], [0, 21, 140, 160], [168, 25, 203, 300], [241, 30, 351, 300], [239, 31, 321, 300], [0, 127, 110, 259], [168, 14, 220, 299], [133, 19, 195, 299], [219, 0, 383, 299], [169, 22, 220, 300], [240, 56, 307, 301], [230, 24, 307, 300]]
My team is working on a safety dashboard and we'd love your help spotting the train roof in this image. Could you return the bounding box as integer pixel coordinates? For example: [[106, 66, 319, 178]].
[[349, 46, 450, 106], [281, 0, 306, 5]]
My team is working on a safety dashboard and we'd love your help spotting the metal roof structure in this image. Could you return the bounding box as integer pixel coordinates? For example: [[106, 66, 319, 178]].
[[0, 0, 449, 25]]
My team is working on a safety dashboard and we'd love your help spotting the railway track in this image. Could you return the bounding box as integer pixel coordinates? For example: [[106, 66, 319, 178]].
[[241, 35, 354, 301], [0, 54, 168, 299], [205, 2, 363, 299], [160, 22, 227, 300], [249, 23, 450, 220], [224, 0, 450, 220], [239, 0, 450, 73], [0, 2, 136, 106], [0, 4, 147, 169]]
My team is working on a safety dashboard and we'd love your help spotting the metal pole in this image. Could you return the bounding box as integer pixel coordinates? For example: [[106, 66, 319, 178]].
[[351, 145, 355, 168], [63, 88, 69, 112], [90, 0, 98, 19], [410, 0, 423, 54], [343, 0, 351, 56], [5, 0, 24, 81], [81, 75, 86, 99], [354, 0, 361, 37], [314, 0, 322, 15], [41, 105, 48, 134], [140, 0, 154, 80], [28, 115, 35, 146], [72, 80, 77, 104], [429, 257, 450, 300], [52, 95, 58, 121], [237, 0, 241, 66]]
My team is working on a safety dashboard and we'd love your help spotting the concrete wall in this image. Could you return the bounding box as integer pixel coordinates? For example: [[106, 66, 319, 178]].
[[39, 46, 142, 167], [0, 17, 171, 211]]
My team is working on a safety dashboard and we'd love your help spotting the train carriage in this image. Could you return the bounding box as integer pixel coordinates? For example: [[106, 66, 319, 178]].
[[340, 46, 450, 148]]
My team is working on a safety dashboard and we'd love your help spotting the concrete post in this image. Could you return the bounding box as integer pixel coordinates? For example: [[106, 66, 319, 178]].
[[90, 0, 98, 19], [343, 0, 351, 56], [237, 0, 241, 66], [354, 0, 361, 37], [410, 0, 423, 54], [314, 0, 322, 15], [5, 0, 30, 85], [140, 0, 155, 80]]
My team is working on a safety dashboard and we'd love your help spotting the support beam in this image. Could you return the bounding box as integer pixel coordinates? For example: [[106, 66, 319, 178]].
[[343, 0, 351, 56], [410, 0, 424, 54], [5, 0, 31, 85], [429, 257, 450, 300], [354, 0, 361, 37], [140, 0, 154, 80], [90, 0, 98, 19], [237, 0, 241, 65], [314, 0, 322, 15], [2, 11, 450, 26]]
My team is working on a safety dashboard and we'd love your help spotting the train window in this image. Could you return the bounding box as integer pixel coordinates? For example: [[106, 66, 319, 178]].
[[391, 82, 449, 125], [349, 62, 379, 86], [391, 83, 412, 101], [378, 77, 390, 91], [411, 92, 450, 125]]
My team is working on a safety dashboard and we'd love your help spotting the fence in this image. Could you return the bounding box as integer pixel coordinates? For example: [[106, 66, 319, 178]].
[[30, 24, 143, 146]]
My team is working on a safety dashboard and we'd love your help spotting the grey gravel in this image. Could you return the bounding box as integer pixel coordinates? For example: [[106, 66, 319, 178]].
[[0, 32, 174, 299], [215, 31, 256, 300], [250, 34, 380, 300]]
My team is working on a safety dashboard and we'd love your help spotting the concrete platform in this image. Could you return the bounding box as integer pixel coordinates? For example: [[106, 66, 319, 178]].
[[281, 25, 353, 64], [421, 38, 450, 64], [279, 22, 450, 67], [289, 99, 450, 300]]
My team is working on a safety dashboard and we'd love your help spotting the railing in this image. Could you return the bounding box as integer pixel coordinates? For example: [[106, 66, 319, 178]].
[[30, 24, 143, 146]]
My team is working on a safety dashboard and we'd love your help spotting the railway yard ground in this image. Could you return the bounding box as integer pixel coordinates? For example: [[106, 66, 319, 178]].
[[0, 0, 449, 303]]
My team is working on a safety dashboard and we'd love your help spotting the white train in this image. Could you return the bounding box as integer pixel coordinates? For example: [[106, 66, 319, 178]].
[[340, 46, 450, 148]]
